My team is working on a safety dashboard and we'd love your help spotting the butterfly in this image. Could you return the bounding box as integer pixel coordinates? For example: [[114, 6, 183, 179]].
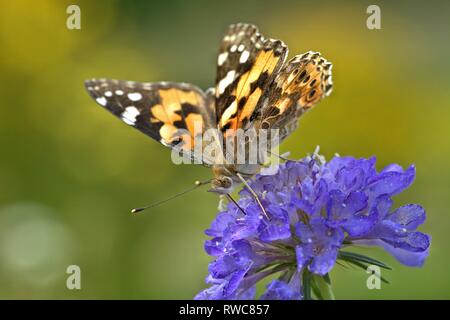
[[85, 23, 333, 214]]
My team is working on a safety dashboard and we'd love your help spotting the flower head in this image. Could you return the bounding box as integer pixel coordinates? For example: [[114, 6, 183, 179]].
[[196, 154, 430, 300]]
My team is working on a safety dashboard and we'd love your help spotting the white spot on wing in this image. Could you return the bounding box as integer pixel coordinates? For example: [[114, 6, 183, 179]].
[[128, 92, 142, 101], [239, 50, 250, 63], [96, 97, 107, 106], [218, 70, 236, 94], [115, 90, 124, 95], [217, 52, 228, 66], [121, 106, 140, 126], [230, 44, 237, 53], [237, 44, 245, 52], [104, 91, 112, 97]]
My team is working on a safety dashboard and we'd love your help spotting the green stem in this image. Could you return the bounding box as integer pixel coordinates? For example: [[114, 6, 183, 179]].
[[302, 269, 312, 300]]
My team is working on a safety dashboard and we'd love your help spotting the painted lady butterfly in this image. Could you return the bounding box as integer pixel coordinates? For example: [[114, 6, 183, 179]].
[[85, 23, 333, 214]]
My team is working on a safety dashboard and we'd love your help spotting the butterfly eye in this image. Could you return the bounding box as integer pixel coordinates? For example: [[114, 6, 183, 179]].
[[261, 120, 270, 130], [220, 176, 233, 188], [168, 135, 187, 148]]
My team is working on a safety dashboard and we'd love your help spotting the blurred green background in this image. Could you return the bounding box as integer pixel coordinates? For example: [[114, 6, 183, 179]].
[[0, 0, 449, 299]]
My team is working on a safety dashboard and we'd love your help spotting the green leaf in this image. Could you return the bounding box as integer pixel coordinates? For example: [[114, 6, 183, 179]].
[[338, 250, 392, 270], [312, 275, 335, 300], [342, 259, 390, 284], [311, 280, 324, 300], [323, 273, 331, 285]]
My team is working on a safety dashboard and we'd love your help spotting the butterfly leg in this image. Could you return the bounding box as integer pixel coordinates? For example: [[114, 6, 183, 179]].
[[218, 194, 228, 211], [236, 173, 270, 220]]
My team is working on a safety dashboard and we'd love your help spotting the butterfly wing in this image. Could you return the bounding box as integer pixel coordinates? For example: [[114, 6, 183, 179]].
[[84, 79, 216, 164], [257, 51, 333, 142], [215, 23, 288, 136]]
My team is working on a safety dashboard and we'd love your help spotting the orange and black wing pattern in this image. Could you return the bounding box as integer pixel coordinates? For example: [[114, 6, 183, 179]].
[[85, 79, 215, 162], [215, 23, 288, 136], [258, 51, 333, 142], [84, 26, 334, 167]]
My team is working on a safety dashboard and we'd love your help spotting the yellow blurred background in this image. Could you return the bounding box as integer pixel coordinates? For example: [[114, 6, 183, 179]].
[[0, 0, 449, 299]]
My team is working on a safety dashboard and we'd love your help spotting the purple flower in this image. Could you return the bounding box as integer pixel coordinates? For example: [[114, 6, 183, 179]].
[[295, 218, 344, 275], [260, 277, 302, 300], [351, 196, 430, 267], [196, 154, 430, 300]]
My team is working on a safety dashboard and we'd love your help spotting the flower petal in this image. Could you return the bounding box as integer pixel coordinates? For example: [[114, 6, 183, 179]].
[[387, 204, 426, 230], [258, 206, 291, 242], [309, 248, 339, 275], [382, 231, 430, 252], [204, 237, 225, 256], [205, 212, 235, 237], [327, 190, 368, 224], [353, 234, 431, 267], [366, 165, 415, 198], [295, 245, 309, 271], [260, 280, 301, 300], [194, 283, 226, 300], [342, 212, 377, 237], [223, 267, 250, 298]]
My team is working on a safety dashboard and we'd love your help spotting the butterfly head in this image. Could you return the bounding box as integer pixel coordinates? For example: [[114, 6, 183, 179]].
[[209, 175, 235, 194], [208, 165, 238, 194]]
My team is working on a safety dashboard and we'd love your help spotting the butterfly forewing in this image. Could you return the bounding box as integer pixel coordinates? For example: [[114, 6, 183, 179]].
[[215, 23, 288, 135], [85, 79, 216, 163]]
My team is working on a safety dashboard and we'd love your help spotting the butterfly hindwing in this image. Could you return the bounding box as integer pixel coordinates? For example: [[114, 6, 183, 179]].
[[215, 23, 288, 135], [85, 79, 216, 162], [258, 51, 333, 142]]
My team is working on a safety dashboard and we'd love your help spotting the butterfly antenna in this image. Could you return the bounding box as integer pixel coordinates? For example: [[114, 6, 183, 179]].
[[131, 179, 211, 214]]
